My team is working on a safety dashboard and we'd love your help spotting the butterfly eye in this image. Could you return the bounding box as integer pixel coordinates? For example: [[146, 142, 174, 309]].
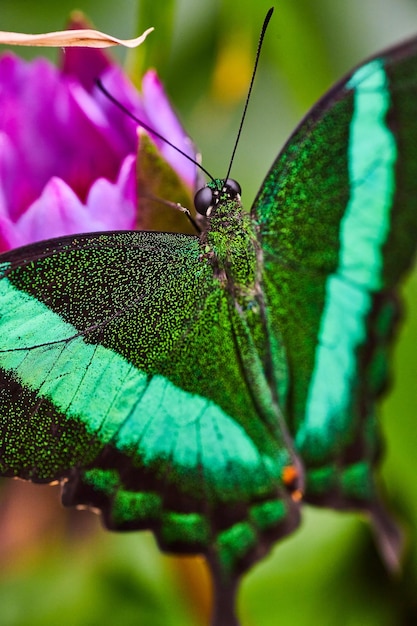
[[225, 179, 242, 196], [194, 186, 214, 216], [194, 179, 242, 217]]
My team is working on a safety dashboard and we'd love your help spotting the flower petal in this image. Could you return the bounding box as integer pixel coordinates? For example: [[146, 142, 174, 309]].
[[141, 70, 200, 189], [0, 53, 131, 217], [16, 178, 95, 243], [96, 67, 202, 190], [14, 154, 137, 245], [61, 13, 112, 91], [0, 159, 21, 251], [85, 154, 137, 229], [0, 27, 154, 48]]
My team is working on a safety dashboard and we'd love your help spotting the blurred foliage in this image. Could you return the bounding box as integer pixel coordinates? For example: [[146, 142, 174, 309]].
[[2, 0, 417, 625]]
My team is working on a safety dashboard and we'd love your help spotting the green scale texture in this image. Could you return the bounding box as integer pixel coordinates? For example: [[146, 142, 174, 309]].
[[2, 34, 417, 599]]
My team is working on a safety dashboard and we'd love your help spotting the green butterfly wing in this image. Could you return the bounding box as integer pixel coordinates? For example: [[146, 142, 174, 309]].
[[252, 36, 417, 566], [0, 229, 300, 573]]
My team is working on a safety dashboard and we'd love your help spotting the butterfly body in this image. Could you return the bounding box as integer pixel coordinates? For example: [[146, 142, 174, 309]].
[[2, 28, 417, 626]]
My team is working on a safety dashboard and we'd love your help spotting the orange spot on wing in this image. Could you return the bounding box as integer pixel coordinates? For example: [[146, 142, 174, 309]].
[[282, 465, 299, 486], [291, 489, 303, 502], [282, 465, 304, 502]]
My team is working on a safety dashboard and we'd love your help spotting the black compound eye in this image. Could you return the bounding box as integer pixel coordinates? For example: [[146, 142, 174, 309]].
[[194, 186, 214, 216], [225, 178, 241, 196]]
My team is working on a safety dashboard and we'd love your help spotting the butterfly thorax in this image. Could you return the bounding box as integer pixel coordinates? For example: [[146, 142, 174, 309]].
[[198, 179, 259, 299]]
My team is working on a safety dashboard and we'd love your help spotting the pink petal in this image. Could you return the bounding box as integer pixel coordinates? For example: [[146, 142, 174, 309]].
[[95, 67, 200, 190], [141, 70, 198, 189], [85, 155, 137, 229], [60, 14, 112, 91], [16, 178, 94, 243], [14, 155, 138, 245], [0, 53, 130, 218]]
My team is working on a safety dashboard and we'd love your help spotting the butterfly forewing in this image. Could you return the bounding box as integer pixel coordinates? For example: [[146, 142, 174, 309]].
[[0, 230, 300, 569], [251, 36, 417, 562]]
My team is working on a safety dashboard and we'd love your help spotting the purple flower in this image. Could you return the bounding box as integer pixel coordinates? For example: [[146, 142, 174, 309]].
[[0, 29, 199, 252]]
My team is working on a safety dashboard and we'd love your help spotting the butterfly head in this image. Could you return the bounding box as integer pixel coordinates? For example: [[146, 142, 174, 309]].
[[194, 178, 242, 218]]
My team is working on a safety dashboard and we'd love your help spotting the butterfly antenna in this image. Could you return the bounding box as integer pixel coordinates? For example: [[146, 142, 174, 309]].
[[224, 7, 274, 183], [96, 78, 215, 182]]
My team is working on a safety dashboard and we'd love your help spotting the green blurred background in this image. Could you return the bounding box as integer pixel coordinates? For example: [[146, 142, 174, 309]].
[[2, 0, 417, 624]]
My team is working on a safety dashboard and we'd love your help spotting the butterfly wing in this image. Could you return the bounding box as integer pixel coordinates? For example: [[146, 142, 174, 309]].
[[0, 230, 300, 571], [252, 36, 417, 567]]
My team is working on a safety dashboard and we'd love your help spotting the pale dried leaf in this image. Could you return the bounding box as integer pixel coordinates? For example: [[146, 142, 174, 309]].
[[0, 26, 154, 48]]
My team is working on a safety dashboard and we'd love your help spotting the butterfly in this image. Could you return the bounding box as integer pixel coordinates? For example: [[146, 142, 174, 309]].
[[2, 10, 417, 626]]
